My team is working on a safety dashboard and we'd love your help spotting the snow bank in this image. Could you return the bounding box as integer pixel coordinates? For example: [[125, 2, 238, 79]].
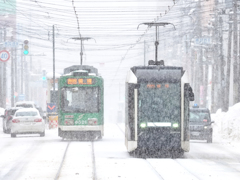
[[211, 103, 240, 142]]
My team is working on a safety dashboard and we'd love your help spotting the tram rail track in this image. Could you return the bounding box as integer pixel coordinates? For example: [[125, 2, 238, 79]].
[[91, 141, 96, 180], [115, 123, 165, 179], [54, 141, 70, 180], [115, 123, 201, 180], [54, 140, 97, 180]]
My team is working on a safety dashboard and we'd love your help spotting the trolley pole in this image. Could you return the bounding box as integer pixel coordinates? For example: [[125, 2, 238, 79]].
[[71, 37, 95, 66], [80, 39, 83, 65], [155, 26, 159, 64], [137, 22, 175, 64]]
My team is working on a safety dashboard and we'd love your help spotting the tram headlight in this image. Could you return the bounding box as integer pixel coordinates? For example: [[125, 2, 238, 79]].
[[172, 123, 179, 128], [204, 126, 208, 129], [140, 122, 147, 128], [88, 118, 98, 125]]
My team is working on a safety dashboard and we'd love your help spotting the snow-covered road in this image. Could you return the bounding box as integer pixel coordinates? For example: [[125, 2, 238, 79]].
[[0, 122, 239, 180]]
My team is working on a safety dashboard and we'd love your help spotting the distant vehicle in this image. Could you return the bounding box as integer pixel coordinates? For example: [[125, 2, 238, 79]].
[[36, 106, 46, 120], [189, 106, 214, 143], [58, 65, 104, 140], [11, 108, 45, 138], [15, 101, 37, 108], [15, 101, 46, 119], [125, 62, 194, 158], [1, 107, 23, 134]]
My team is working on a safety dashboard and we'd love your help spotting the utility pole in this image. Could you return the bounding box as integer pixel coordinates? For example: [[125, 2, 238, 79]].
[[3, 28, 6, 108], [219, 16, 225, 110], [225, 16, 233, 111], [238, 11, 240, 102], [15, 47, 17, 101], [238, 16, 240, 102], [21, 44, 23, 94], [194, 0, 202, 106], [25, 56, 29, 100], [203, 48, 208, 108], [0, 28, 2, 107], [233, 0, 238, 104], [11, 36, 14, 107], [53, 25, 55, 93], [211, 2, 219, 112]]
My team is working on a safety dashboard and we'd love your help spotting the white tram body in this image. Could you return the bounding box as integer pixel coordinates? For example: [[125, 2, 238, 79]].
[[125, 65, 194, 157]]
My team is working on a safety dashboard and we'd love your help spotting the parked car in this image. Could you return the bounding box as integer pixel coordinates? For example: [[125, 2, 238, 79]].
[[1, 107, 23, 134], [189, 106, 214, 143], [15, 101, 37, 108], [11, 108, 45, 138]]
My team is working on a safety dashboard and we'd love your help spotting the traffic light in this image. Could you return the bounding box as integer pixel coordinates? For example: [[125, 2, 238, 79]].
[[42, 70, 47, 88], [23, 40, 29, 55], [42, 70, 46, 80]]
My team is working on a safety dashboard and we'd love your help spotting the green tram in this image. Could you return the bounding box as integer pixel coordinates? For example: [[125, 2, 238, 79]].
[[58, 65, 104, 139], [125, 61, 194, 157]]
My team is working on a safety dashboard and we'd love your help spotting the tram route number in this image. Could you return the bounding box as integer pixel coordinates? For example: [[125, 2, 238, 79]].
[[75, 120, 87, 125], [0, 50, 10, 62]]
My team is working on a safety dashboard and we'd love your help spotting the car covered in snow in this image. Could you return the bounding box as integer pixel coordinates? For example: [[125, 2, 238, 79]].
[[189, 106, 214, 143], [11, 108, 45, 138], [15, 101, 37, 108]]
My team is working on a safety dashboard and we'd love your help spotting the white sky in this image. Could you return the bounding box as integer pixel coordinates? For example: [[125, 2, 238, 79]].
[[12, 0, 177, 86]]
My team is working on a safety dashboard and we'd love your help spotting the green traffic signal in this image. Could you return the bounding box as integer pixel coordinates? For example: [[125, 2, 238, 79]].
[[23, 50, 29, 55], [23, 40, 29, 55]]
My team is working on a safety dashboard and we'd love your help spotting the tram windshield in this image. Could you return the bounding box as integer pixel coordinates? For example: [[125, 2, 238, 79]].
[[139, 82, 181, 123], [61, 87, 99, 113]]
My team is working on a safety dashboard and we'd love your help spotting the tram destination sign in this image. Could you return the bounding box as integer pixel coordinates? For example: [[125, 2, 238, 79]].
[[67, 78, 93, 85]]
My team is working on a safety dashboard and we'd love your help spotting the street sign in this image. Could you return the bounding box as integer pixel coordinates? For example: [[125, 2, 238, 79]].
[[0, 50, 10, 62], [47, 103, 57, 113], [18, 94, 25, 101], [194, 37, 212, 45], [3, 41, 19, 48]]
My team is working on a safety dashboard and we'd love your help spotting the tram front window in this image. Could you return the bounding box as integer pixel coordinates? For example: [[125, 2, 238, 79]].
[[139, 83, 181, 123], [61, 87, 99, 113]]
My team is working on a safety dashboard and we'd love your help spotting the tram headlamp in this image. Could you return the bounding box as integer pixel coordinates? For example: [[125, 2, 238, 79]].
[[140, 122, 147, 128], [88, 118, 98, 125], [172, 123, 179, 128], [204, 126, 208, 129]]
